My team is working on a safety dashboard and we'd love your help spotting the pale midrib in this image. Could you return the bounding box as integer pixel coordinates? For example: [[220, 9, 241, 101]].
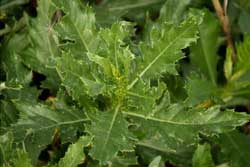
[[123, 111, 245, 126], [71, 21, 90, 52], [48, 30, 56, 60], [231, 89, 250, 96], [127, 25, 194, 90], [100, 104, 120, 154], [115, 36, 119, 69], [200, 33, 216, 85], [19, 119, 89, 132], [127, 91, 155, 100], [137, 141, 176, 154]]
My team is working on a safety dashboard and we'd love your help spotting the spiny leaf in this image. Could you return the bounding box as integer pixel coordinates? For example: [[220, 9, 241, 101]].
[[12, 102, 88, 163], [98, 21, 135, 78], [192, 143, 215, 167], [127, 11, 203, 90], [86, 107, 135, 165], [126, 81, 167, 116], [54, 0, 100, 58], [235, 36, 250, 73], [0, 34, 31, 88], [21, 0, 60, 90], [56, 53, 102, 108], [57, 22, 135, 107], [125, 105, 249, 165], [57, 136, 91, 167], [190, 9, 220, 85]]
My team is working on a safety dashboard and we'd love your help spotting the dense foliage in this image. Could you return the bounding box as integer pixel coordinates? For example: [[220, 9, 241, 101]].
[[1, 0, 250, 166]]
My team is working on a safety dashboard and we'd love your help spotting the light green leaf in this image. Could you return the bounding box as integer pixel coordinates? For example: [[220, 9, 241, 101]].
[[149, 156, 163, 167], [98, 21, 135, 78], [192, 144, 215, 167], [190, 9, 220, 85], [235, 36, 250, 73], [226, 36, 250, 100], [0, 132, 32, 167], [0, 132, 13, 165], [57, 136, 91, 167], [86, 107, 135, 165], [11, 149, 32, 167], [12, 102, 88, 163]]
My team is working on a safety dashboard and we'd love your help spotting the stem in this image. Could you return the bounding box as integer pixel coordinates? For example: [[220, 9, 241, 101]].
[[212, 0, 236, 62]]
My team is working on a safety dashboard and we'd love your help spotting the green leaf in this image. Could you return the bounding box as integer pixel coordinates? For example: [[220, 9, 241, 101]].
[[0, 0, 29, 10], [217, 131, 250, 167], [190, 9, 220, 85], [127, 81, 167, 116], [57, 21, 135, 107], [0, 100, 18, 133], [21, 0, 60, 90], [54, 1, 100, 58], [0, 33, 31, 88], [86, 107, 135, 165], [239, 12, 250, 34], [110, 151, 138, 167], [127, 11, 202, 89], [93, 0, 165, 26], [57, 136, 91, 167], [12, 102, 88, 163], [125, 105, 249, 165], [159, 0, 191, 24], [185, 74, 218, 106], [56, 53, 103, 108], [192, 144, 215, 167]]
